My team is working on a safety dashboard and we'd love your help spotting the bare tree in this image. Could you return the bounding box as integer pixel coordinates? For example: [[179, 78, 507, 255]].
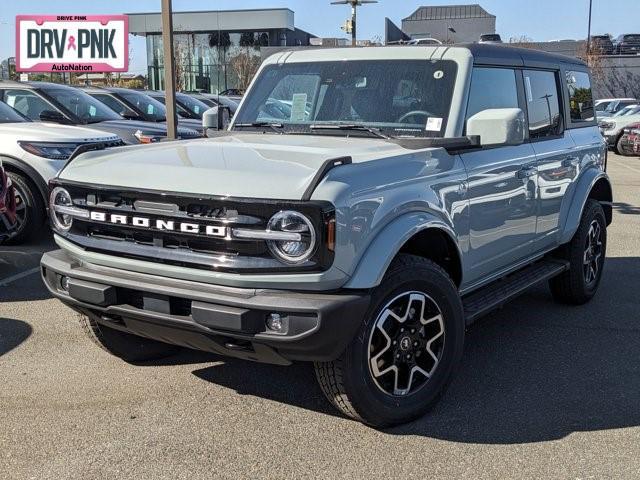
[[229, 51, 261, 91]]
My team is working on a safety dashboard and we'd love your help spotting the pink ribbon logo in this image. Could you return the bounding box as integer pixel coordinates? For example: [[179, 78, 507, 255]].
[[67, 35, 77, 50]]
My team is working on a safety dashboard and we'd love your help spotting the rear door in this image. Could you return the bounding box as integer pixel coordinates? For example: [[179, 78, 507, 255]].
[[460, 67, 539, 285], [522, 69, 578, 251]]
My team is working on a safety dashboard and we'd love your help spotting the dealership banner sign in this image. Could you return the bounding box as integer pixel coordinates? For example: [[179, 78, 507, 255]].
[[16, 15, 128, 72]]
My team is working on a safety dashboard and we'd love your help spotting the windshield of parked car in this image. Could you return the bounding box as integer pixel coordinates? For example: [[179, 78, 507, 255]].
[[46, 88, 121, 123], [233, 60, 458, 137], [0, 100, 28, 123], [176, 94, 209, 119], [119, 90, 168, 122]]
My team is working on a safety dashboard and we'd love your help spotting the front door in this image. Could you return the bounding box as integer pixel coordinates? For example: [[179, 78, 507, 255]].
[[460, 67, 539, 286]]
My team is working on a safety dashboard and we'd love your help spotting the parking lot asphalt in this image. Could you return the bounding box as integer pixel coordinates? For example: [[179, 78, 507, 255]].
[[1, 153, 639, 479]]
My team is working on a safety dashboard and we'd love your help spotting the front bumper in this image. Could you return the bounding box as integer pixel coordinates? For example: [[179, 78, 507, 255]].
[[41, 249, 370, 365]]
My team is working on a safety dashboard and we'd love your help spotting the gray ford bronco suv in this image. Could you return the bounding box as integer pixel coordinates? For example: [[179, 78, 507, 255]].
[[41, 45, 612, 427]]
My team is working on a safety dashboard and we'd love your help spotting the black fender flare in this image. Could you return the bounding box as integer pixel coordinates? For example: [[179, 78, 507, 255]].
[[0, 155, 49, 205]]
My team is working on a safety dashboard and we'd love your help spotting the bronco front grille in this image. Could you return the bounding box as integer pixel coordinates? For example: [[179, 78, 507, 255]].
[[52, 181, 335, 273]]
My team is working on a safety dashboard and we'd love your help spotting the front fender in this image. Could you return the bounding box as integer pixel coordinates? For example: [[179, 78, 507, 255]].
[[344, 212, 461, 289], [559, 169, 612, 245]]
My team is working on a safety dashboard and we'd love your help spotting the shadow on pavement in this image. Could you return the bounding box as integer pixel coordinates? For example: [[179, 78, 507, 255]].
[[0, 318, 32, 357], [613, 202, 640, 215], [188, 257, 640, 442]]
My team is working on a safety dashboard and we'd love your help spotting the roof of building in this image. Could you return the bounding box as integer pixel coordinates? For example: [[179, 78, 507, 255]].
[[127, 8, 295, 35], [403, 4, 495, 21]]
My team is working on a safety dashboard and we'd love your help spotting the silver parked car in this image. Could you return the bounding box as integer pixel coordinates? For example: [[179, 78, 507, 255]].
[[42, 44, 611, 427]]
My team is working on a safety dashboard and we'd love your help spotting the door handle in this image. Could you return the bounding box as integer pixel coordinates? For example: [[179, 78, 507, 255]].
[[517, 166, 538, 179]]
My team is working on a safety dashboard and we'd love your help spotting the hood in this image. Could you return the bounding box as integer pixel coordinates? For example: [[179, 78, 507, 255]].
[[59, 133, 412, 200], [99, 119, 199, 136], [0, 122, 119, 142]]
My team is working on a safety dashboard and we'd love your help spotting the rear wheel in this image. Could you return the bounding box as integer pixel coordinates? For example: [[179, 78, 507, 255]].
[[550, 199, 607, 304], [314, 255, 465, 427], [79, 313, 180, 362], [4, 172, 44, 244]]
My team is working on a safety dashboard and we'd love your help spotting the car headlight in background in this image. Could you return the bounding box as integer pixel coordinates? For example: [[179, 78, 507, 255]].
[[49, 186, 88, 232], [134, 130, 165, 144], [19, 141, 83, 160], [598, 121, 615, 131]]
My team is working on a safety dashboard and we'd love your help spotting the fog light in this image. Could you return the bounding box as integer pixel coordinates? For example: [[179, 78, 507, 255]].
[[60, 275, 69, 291], [266, 313, 284, 332]]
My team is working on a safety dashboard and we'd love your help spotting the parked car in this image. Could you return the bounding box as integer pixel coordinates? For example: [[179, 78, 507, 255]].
[[612, 104, 640, 117], [0, 82, 201, 144], [0, 99, 124, 242], [146, 91, 211, 120], [81, 86, 203, 133], [479, 33, 502, 44], [183, 92, 240, 114], [614, 34, 640, 55], [220, 88, 244, 97], [599, 112, 640, 153], [617, 122, 640, 155], [0, 160, 17, 243], [42, 44, 611, 428], [589, 35, 614, 55], [595, 98, 637, 118]]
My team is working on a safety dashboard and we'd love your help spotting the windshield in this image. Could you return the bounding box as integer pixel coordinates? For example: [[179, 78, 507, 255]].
[[46, 88, 121, 123], [0, 100, 28, 123], [233, 60, 458, 137], [176, 94, 209, 119], [119, 91, 167, 122]]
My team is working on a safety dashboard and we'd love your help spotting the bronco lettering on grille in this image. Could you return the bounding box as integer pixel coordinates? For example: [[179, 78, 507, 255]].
[[89, 211, 227, 237]]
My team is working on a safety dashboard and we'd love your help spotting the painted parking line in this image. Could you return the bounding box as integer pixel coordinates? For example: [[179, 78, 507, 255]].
[[0, 266, 41, 286]]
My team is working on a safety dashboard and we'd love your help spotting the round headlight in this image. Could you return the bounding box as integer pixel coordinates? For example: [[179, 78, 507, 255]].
[[267, 210, 316, 264], [50, 187, 73, 231]]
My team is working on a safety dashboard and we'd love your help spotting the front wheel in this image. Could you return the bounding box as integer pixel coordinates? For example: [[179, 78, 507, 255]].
[[315, 255, 465, 427]]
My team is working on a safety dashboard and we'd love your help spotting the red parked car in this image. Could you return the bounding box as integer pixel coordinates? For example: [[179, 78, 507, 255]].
[[0, 163, 17, 242]]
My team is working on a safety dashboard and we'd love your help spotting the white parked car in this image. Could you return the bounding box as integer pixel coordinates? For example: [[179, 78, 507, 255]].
[[598, 112, 640, 153], [0, 100, 124, 243], [595, 98, 637, 118]]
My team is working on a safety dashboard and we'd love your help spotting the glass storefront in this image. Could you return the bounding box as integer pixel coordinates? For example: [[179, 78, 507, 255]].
[[146, 31, 268, 93]]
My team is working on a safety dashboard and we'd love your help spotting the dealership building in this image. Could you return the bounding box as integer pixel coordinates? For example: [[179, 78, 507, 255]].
[[127, 8, 315, 93], [401, 4, 496, 43]]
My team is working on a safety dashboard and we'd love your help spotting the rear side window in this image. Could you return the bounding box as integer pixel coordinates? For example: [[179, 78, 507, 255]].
[[466, 67, 519, 120], [566, 71, 594, 122], [523, 70, 562, 139]]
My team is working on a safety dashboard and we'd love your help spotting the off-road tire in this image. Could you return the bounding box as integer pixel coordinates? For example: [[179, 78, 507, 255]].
[[79, 313, 180, 362], [314, 254, 465, 428], [549, 199, 607, 305], [4, 172, 44, 244], [615, 136, 628, 156]]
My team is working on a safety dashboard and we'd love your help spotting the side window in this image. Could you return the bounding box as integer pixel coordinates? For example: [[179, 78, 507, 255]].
[[566, 71, 594, 122], [523, 70, 562, 139], [2, 89, 54, 121], [466, 67, 519, 120], [92, 94, 131, 116]]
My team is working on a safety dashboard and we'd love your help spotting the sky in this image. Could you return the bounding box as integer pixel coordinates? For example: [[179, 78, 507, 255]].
[[1, 0, 637, 74]]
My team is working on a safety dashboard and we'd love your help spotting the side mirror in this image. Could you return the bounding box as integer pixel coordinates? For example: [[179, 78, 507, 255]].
[[39, 109, 69, 124], [466, 108, 526, 146], [202, 106, 231, 131]]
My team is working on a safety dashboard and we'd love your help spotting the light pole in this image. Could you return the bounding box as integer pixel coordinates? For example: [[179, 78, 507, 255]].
[[586, 0, 593, 54], [331, 0, 378, 47], [161, 0, 178, 140]]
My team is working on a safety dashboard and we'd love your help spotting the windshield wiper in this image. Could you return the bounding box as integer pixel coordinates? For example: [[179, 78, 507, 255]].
[[310, 124, 391, 139], [234, 121, 284, 132]]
